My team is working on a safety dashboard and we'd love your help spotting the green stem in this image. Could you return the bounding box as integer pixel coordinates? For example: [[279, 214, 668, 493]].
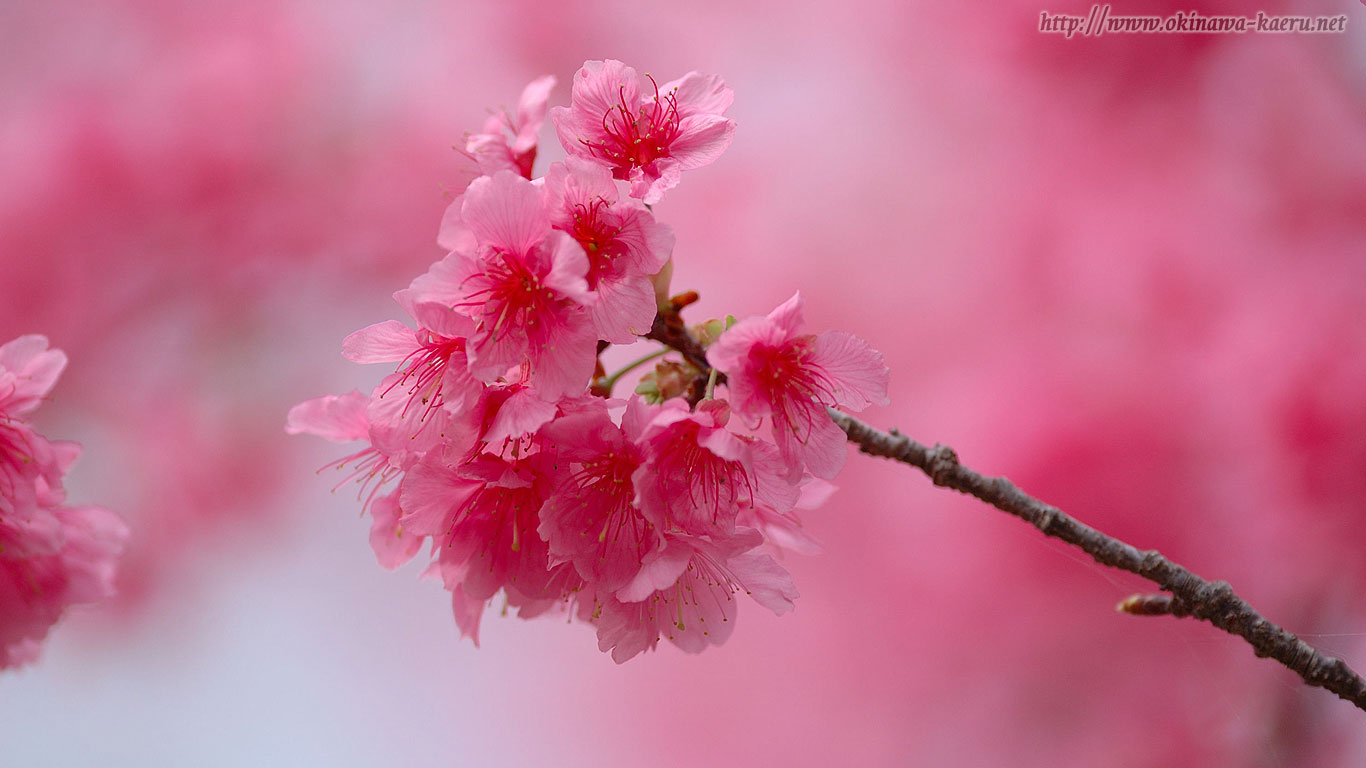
[[599, 347, 671, 395]]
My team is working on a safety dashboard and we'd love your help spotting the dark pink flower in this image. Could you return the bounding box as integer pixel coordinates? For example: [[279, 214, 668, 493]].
[[593, 529, 797, 663], [552, 60, 735, 204], [399, 454, 560, 643], [708, 292, 889, 479], [465, 75, 557, 179], [634, 399, 796, 537], [543, 157, 674, 342], [537, 397, 661, 592]]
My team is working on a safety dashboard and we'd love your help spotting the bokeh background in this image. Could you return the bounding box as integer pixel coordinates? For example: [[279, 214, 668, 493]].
[[3, 0, 1365, 765]]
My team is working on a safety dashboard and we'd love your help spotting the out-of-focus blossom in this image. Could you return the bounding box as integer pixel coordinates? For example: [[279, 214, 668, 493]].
[[0, 336, 126, 669], [465, 75, 557, 179]]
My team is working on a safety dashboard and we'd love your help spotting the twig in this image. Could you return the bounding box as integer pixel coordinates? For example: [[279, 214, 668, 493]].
[[827, 408, 1366, 713], [643, 306, 722, 406], [638, 304, 1366, 710]]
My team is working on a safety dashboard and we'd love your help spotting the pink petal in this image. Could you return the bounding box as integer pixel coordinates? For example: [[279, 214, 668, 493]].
[[594, 598, 658, 663], [541, 230, 590, 304], [612, 204, 674, 275], [285, 391, 369, 442], [408, 251, 477, 309], [367, 492, 423, 570], [730, 552, 799, 615], [450, 585, 485, 647], [670, 114, 736, 172], [619, 394, 656, 441], [665, 567, 739, 653], [484, 387, 557, 445], [397, 458, 480, 537], [460, 171, 550, 256], [630, 159, 682, 206], [768, 291, 805, 337], [706, 316, 783, 416], [342, 320, 417, 364], [0, 335, 67, 415], [53, 504, 128, 605], [616, 538, 692, 602], [777, 403, 850, 480], [544, 157, 617, 225], [588, 272, 657, 343], [528, 314, 597, 400], [512, 74, 557, 152], [567, 60, 641, 139], [660, 71, 734, 117], [436, 195, 477, 253], [811, 330, 891, 410]]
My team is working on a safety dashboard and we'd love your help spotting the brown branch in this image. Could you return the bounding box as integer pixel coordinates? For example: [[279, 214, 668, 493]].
[[638, 301, 1365, 711], [827, 408, 1366, 713], [643, 306, 722, 406]]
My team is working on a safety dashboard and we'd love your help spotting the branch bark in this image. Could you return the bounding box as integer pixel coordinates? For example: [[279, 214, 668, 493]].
[[827, 408, 1366, 713]]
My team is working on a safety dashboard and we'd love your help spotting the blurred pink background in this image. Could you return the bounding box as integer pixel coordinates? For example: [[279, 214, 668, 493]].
[[3, 0, 1365, 764]]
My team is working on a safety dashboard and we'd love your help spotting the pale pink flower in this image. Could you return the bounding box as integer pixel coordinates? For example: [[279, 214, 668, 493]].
[[594, 529, 797, 663], [543, 158, 674, 342], [538, 397, 661, 591], [708, 292, 890, 479], [342, 290, 480, 422], [634, 399, 797, 537], [552, 60, 735, 204], [425, 172, 597, 399], [465, 75, 557, 179]]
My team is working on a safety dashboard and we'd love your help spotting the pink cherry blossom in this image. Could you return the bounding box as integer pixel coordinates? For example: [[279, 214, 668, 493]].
[[634, 399, 796, 537], [708, 292, 890, 480], [342, 289, 480, 422], [465, 75, 557, 179], [543, 157, 674, 342], [399, 454, 562, 643], [286, 62, 886, 665], [551, 60, 735, 204], [594, 529, 797, 663], [425, 171, 598, 399], [537, 397, 660, 591]]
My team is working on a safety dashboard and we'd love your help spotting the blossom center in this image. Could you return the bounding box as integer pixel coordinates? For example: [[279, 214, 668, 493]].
[[460, 252, 564, 337], [569, 198, 626, 289], [653, 424, 754, 531], [582, 76, 681, 175], [387, 333, 465, 420], [754, 337, 839, 436]]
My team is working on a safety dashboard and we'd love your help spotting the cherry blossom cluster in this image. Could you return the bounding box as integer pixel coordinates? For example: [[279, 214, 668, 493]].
[[289, 60, 889, 661], [0, 336, 127, 669]]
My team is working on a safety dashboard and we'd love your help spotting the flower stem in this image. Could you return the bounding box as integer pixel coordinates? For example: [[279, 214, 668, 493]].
[[599, 347, 671, 395]]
